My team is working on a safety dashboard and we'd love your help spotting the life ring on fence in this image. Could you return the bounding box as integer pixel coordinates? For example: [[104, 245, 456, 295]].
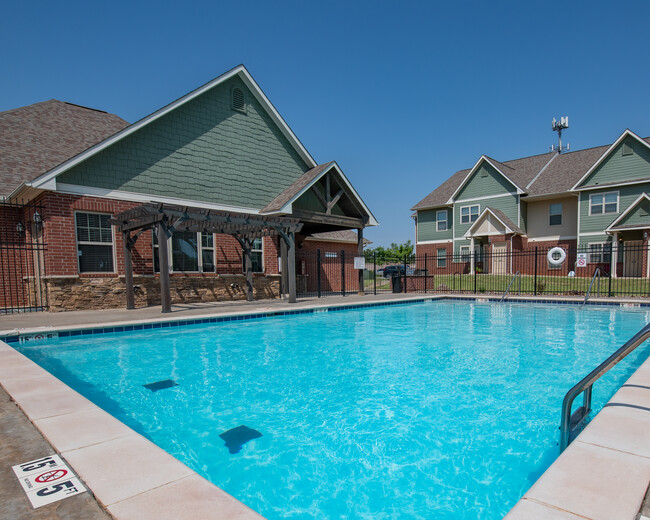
[[547, 247, 566, 266]]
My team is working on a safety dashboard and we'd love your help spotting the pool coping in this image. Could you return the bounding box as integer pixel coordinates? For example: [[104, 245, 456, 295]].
[[2, 294, 650, 519]]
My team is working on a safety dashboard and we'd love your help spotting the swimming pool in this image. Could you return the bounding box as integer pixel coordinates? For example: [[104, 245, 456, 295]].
[[13, 300, 650, 519]]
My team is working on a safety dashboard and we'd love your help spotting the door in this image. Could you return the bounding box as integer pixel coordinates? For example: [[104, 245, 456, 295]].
[[623, 240, 643, 277], [492, 242, 508, 275]]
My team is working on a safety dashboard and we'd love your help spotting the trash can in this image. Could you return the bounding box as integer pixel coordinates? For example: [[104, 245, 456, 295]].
[[391, 274, 402, 293]]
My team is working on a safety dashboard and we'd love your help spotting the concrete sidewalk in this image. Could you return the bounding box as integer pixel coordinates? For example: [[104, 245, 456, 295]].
[[0, 385, 109, 520]]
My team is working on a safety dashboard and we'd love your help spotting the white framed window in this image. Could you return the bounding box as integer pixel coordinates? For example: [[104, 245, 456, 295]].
[[242, 237, 264, 273], [460, 204, 480, 224], [588, 243, 612, 264], [437, 248, 446, 268], [153, 230, 215, 273], [549, 203, 562, 226], [589, 192, 618, 215], [459, 245, 471, 262], [75, 212, 115, 273], [436, 210, 448, 231]]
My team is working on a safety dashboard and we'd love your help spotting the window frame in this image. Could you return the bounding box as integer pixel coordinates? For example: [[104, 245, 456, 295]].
[[242, 237, 264, 274], [74, 211, 116, 274], [549, 203, 563, 226], [436, 248, 447, 268], [588, 242, 612, 264], [460, 204, 480, 224], [436, 210, 448, 232], [589, 191, 619, 216], [153, 230, 216, 273], [459, 245, 471, 263]]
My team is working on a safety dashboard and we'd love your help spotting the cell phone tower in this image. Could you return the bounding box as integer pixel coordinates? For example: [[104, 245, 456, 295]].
[[550, 117, 570, 153]]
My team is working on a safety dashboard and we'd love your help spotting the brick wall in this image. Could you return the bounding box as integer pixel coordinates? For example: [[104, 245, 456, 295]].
[[296, 239, 362, 294]]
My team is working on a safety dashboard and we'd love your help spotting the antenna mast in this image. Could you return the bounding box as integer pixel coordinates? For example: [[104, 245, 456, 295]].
[[550, 117, 570, 153]]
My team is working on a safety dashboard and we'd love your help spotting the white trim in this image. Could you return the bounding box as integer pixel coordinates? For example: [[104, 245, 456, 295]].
[[463, 207, 515, 238], [571, 129, 650, 190], [525, 152, 558, 189], [459, 203, 480, 225], [577, 196, 581, 239], [454, 192, 518, 204], [416, 239, 453, 245], [527, 235, 577, 243], [574, 178, 650, 192], [263, 161, 379, 227], [453, 237, 472, 241], [74, 210, 117, 274], [436, 209, 448, 231], [605, 193, 650, 231], [446, 155, 525, 204], [517, 194, 521, 227], [29, 65, 317, 191], [57, 183, 262, 214], [588, 190, 619, 216], [578, 232, 609, 237]]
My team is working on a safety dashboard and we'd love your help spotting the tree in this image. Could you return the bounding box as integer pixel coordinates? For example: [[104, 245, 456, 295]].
[[364, 240, 414, 264]]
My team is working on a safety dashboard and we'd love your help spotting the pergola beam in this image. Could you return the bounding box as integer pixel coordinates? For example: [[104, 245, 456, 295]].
[[111, 202, 303, 312]]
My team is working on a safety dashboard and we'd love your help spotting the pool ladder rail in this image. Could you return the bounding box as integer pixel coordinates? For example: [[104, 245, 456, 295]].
[[582, 268, 602, 307], [500, 271, 521, 302], [559, 322, 650, 452]]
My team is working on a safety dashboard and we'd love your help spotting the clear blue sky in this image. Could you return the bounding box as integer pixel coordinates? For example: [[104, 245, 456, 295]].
[[3, 1, 650, 247]]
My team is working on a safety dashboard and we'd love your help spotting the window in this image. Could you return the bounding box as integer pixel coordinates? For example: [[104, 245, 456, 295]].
[[154, 231, 215, 273], [75, 212, 114, 272], [231, 87, 246, 112], [242, 237, 264, 273], [459, 246, 471, 262], [549, 203, 562, 226], [460, 205, 480, 224], [436, 210, 448, 231], [437, 248, 446, 268], [589, 243, 612, 264], [590, 192, 618, 215]]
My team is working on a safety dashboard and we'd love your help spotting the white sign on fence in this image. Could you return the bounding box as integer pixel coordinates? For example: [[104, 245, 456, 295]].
[[354, 257, 365, 270], [576, 253, 587, 268]]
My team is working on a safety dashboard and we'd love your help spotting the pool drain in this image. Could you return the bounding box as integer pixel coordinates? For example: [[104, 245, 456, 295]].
[[219, 425, 262, 454], [143, 379, 178, 392]]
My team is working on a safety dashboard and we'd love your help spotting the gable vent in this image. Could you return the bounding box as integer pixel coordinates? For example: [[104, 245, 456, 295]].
[[231, 87, 246, 112], [623, 142, 634, 156]]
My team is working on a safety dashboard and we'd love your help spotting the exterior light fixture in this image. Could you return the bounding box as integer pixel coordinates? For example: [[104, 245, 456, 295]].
[[16, 222, 24, 235], [33, 210, 42, 224]]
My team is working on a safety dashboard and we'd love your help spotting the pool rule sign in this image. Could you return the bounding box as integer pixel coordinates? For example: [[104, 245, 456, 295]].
[[12, 454, 86, 508]]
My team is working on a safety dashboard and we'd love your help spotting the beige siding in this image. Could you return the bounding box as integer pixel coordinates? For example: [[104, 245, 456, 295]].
[[526, 197, 577, 239]]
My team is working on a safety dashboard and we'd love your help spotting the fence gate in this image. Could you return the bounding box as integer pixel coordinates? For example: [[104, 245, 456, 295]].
[[0, 199, 48, 313]]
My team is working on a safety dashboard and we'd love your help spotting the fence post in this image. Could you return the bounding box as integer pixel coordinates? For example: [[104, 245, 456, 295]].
[[424, 253, 428, 294], [608, 243, 613, 297], [341, 249, 346, 296], [317, 249, 322, 298], [373, 251, 377, 296], [403, 254, 408, 293], [534, 247, 538, 296], [473, 250, 477, 294]]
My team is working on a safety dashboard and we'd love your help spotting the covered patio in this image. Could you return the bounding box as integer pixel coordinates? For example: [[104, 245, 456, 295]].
[[110, 203, 303, 312]]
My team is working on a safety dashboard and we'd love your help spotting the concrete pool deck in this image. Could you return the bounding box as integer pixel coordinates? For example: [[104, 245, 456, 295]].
[[2, 293, 650, 519]]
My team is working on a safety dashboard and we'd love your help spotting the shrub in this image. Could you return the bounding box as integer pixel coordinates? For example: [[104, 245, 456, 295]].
[[537, 281, 546, 293]]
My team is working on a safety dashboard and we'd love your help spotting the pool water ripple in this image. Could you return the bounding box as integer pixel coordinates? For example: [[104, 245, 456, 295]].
[[16, 301, 650, 519]]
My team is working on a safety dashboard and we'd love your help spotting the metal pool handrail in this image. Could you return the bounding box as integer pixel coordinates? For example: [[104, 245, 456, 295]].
[[583, 268, 601, 306], [559, 322, 650, 452], [500, 271, 521, 302]]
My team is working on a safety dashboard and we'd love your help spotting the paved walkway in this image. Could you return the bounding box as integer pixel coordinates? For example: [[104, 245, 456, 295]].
[[0, 293, 428, 334], [0, 385, 109, 520]]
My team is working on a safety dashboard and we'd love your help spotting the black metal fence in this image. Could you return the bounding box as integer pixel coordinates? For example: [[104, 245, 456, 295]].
[[0, 199, 48, 313], [296, 244, 650, 299]]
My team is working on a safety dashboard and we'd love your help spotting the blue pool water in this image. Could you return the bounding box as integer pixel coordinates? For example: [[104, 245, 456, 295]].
[[14, 301, 650, 519]]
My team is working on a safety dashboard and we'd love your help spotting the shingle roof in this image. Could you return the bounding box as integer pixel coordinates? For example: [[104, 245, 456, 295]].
[[0, 100, 129, 197], [260, 162, 334, 213], [411, 138, 650, 211], [306, 229, 372, 244]]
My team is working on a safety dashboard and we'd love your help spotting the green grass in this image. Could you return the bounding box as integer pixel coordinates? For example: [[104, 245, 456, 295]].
[[361, 271, 650, 296]]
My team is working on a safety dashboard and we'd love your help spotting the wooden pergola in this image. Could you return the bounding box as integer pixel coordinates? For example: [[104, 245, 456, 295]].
[[109, 203, 303, 312]]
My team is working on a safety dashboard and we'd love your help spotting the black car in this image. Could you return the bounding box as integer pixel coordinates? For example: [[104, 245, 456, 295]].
[[383, 265, 405, 278]]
